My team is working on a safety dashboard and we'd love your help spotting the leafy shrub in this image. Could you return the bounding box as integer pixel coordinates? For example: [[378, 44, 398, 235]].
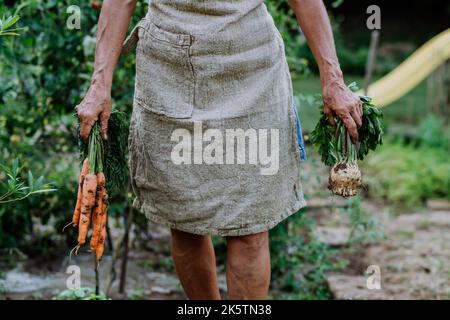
[[363, 114, 450, 209], [293, 11, 369, 76], [0, 0, 145, 116], [0, 14, 24, 36], [0, 1, 148, 251], [0, 158, 56, 204], [362, 142, 450, 209], [266, 0, 310, 78], [414, 115, 450, 150]]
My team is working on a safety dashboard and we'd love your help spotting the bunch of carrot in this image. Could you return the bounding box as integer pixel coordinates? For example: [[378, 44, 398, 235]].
[[69, 123, 108, 262]]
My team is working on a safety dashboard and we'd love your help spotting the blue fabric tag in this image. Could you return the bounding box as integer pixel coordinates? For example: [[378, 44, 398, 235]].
[[293, 101, 307, 161]]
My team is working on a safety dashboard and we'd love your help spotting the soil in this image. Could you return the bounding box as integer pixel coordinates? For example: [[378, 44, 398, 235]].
[[326, 209, 450, 300]]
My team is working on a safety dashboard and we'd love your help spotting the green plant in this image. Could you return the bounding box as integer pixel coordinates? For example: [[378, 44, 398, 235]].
[[269, 210, 348, 300], [310, 83, 384, 197], [0, 1, 146, 252], [362, 141, 450, 209], [78, 110, 129, 193], [128, 288, 145, 300], [0, 1, 143, 124], [266, 0, 310, 78], [53, 287, 108, 300], [345, 196, 385, 244], [0, 158, 56, 204], [0, 15, 24, 36], [0, 279, 8, 295], [31, 292, 43, 300], [0, 135, 79, 249], [310, 83, 384, 167], [414, 115, 450, 150]]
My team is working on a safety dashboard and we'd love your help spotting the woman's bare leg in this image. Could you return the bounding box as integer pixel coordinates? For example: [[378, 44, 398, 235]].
[[170, 229, 221, 300], [225, 231, 271, 299]]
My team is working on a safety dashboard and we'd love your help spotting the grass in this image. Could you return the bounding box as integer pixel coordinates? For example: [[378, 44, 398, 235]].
[[361, 142, 450, 210]]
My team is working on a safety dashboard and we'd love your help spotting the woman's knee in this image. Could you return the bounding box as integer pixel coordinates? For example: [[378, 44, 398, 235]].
[[170, 228, 211, 254], [226, 232, 270, 288], [227, 231, 269, 255]]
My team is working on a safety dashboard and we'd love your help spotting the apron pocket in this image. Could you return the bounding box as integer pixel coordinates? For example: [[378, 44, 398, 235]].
[[134, 20, 195, 119], [121, 22, 141, 56]]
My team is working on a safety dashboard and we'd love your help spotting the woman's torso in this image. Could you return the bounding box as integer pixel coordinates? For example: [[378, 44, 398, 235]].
[[147, 0, 269, 35], [134, 0, 291, 120], [127, 1, 305, 234]]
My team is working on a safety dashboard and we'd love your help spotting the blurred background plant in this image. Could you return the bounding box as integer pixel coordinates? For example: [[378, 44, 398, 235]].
[[53, 287, 108, 300], [362, 118, 450, 210], [0, 158, 56, 204], [0, 14, 24, 36], [0, 0, 149, 253], [0, 12, 57, 248]]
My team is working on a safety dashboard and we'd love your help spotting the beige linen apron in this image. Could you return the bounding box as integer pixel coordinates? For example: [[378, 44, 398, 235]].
[[122, 0, 306, 236]]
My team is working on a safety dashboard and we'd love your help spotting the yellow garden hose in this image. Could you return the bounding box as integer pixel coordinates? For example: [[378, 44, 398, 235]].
[[357, 28, 450, 108]]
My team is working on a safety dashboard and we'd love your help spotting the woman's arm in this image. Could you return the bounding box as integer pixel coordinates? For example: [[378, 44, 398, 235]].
[[77, 0, 138, 141], [288, 0, 362, 142]]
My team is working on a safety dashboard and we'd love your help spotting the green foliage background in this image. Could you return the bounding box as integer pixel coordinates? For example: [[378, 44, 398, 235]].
[[0, 0, 148, 250]]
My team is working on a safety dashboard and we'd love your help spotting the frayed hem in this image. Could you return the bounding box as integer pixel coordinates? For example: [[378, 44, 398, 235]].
[[133, 198, 307, 237]]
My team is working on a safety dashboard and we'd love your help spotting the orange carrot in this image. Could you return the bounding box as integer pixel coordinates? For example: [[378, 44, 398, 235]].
[[89, 197, 102, 252], [78, 173, 97, 245], [95, 224, 106, 261], [90, 173, 105, 251], [95, 191, 108, 261], [72, 159, 89, 227]]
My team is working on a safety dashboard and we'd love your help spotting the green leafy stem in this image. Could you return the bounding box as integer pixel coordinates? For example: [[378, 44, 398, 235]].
[[78, 110, 129, 193], [0, 158, 57, 204], [310, 82, 384, 166], [0, 15, 25, 37]]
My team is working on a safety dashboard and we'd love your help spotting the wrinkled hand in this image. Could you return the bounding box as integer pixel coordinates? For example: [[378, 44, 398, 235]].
[[76, 84, 112, 141], [322, 80, 362, 143]]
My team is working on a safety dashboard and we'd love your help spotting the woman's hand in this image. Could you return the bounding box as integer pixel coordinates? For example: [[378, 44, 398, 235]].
[[322, 78, 362, 143], [76, 82, 112, 141]]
